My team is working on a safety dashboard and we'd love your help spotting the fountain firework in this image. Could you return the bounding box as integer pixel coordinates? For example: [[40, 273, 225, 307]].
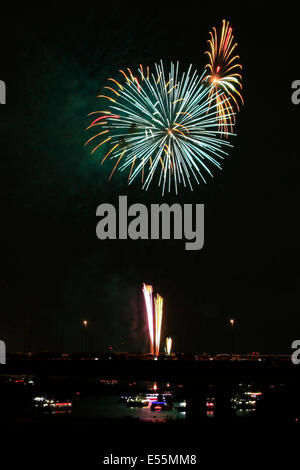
[[166, 337, 172, 356], [142, 283, 164, 357]]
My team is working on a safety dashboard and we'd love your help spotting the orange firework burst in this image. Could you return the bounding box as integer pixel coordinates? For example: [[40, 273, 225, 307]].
[[204, 19, 243, 136]]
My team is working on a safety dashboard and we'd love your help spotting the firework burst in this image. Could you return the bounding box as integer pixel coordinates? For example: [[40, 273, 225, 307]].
[[86, 61, 234, 194], [204, 19, 243, 136]]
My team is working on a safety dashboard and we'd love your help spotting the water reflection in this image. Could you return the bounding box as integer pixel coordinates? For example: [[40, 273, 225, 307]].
[[29, 380, 266, 420], [4, 374, 296, 423], [231, 384, 263, 417], [73, 394, 185, 423]]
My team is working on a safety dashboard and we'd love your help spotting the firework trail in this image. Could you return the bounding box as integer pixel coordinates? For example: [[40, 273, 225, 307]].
[[154, 294, 163, 357], [86, 61, 234, 193], [142, 284, 154, 355], [204, 19, 243, 136], [142, 284, 164, 357]]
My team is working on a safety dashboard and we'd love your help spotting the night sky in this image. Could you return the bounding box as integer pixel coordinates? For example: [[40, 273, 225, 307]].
[[1, 2, 299, 354]]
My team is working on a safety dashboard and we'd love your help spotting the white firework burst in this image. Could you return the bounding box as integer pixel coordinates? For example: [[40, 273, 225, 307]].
[[86, 61, 235, 194]]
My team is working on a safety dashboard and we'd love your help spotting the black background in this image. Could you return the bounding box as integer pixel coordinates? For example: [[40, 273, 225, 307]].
[[0, 1, 299, 354]]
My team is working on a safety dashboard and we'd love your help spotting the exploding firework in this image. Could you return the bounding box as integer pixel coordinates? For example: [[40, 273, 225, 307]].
[[86, 61, 234, 193], [142, 283, 164, 357], [166, 337, 172, 356], [204, 19, 243, 136]]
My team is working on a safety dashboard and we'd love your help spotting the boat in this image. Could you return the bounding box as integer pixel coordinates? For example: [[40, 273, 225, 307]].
[[151, 400, 173, 411], [33, 395, 72, 413], [126, 394, 149, 407], [175, 400, 187, 412]]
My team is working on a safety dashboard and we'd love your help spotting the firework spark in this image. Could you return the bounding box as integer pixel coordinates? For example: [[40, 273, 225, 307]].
[[204, 19, 243, 136], [86, 61, 234, 193]]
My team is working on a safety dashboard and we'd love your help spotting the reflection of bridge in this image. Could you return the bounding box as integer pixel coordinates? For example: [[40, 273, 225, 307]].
[[1, 356, 299, 385]]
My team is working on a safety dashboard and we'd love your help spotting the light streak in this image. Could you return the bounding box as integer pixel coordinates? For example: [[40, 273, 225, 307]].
[[142, 284, 164, 357], [154, 294, 163, 357], [142, 284, 154, 355]]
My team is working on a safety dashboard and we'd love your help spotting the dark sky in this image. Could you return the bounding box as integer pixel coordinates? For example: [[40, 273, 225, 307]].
[[0, 2, 299, 354]]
